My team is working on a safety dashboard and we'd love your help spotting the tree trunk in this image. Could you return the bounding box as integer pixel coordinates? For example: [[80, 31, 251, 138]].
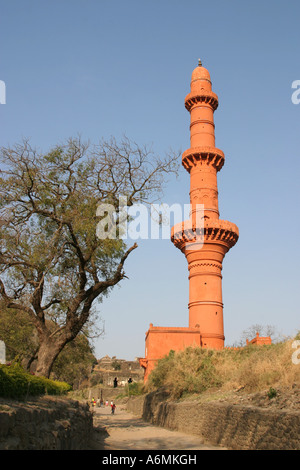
[[35, 336, 67, 379], [22, 348, 38, 372]]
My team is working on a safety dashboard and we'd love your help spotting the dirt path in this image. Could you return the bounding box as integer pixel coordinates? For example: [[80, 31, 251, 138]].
[[89, 404, 225, 450]]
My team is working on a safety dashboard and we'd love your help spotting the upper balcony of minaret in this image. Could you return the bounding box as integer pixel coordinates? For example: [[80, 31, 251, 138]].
[[185, 60, 219, 113]]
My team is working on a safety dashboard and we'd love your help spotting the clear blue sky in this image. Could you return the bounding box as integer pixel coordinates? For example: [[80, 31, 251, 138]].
[[1, 0, 299, 360]]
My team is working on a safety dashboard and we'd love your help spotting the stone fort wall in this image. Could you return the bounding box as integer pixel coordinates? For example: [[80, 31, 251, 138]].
[[93, 355, 144, 387], [126, 390, 300, 450], [0, 396, 93, 450]]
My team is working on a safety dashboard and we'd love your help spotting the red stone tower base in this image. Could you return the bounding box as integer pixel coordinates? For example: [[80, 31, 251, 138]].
[[139, 324, 203, 382]]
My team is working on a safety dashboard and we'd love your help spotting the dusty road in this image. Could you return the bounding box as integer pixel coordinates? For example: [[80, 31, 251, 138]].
[[89, 404, 225, 450]]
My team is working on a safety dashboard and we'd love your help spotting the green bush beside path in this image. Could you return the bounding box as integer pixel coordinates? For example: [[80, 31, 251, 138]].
[[0, 364, 71, 399]]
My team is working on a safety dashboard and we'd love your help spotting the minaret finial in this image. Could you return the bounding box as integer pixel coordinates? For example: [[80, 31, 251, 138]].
[[198, 58, 202, 67]]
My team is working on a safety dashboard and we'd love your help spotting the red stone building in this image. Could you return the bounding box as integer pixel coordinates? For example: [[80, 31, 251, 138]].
[[246, 333, 272, 346]]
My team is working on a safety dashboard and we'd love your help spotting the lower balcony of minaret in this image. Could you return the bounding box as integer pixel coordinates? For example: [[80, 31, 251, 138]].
[[171, 219, 239, 253]]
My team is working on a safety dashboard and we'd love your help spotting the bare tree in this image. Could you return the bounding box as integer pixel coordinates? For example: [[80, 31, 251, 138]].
[[0, 136, 179, 377], [239, 324, 283, 346]]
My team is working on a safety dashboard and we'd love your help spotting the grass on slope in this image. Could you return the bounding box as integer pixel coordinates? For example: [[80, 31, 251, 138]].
[[146, 335, 300, 399]]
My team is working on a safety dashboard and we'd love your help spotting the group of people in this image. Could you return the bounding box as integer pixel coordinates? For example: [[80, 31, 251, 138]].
[[91, 397, 116, 414], [90, 376, 134, 415], [114, 376, 133, 387]]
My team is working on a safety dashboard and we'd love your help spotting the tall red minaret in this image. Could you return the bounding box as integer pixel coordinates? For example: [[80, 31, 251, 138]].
[[139, 60, 239, 381], [171, 59, 239, 349]]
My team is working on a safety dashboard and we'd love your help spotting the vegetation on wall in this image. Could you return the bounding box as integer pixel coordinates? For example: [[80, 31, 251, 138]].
[[147, 335, 300, 399], [111, 360, 121, 371]]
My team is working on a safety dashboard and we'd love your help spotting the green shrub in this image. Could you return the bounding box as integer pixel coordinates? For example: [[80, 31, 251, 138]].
[[267, 387, 277, 399], [0, 364, 71, 399], [127, 381, 145, 396], [116, 381, 145, 399], [111, 360, 121, 371]]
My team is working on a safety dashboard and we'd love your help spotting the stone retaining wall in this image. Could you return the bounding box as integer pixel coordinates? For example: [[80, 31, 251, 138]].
[[0, 396, 93, 450], [126, 390, 300, 450]]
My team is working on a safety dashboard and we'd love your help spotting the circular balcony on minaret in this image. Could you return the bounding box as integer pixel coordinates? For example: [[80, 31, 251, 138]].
[[182, 147, 225, 172], [171, 219, 239, 252]]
